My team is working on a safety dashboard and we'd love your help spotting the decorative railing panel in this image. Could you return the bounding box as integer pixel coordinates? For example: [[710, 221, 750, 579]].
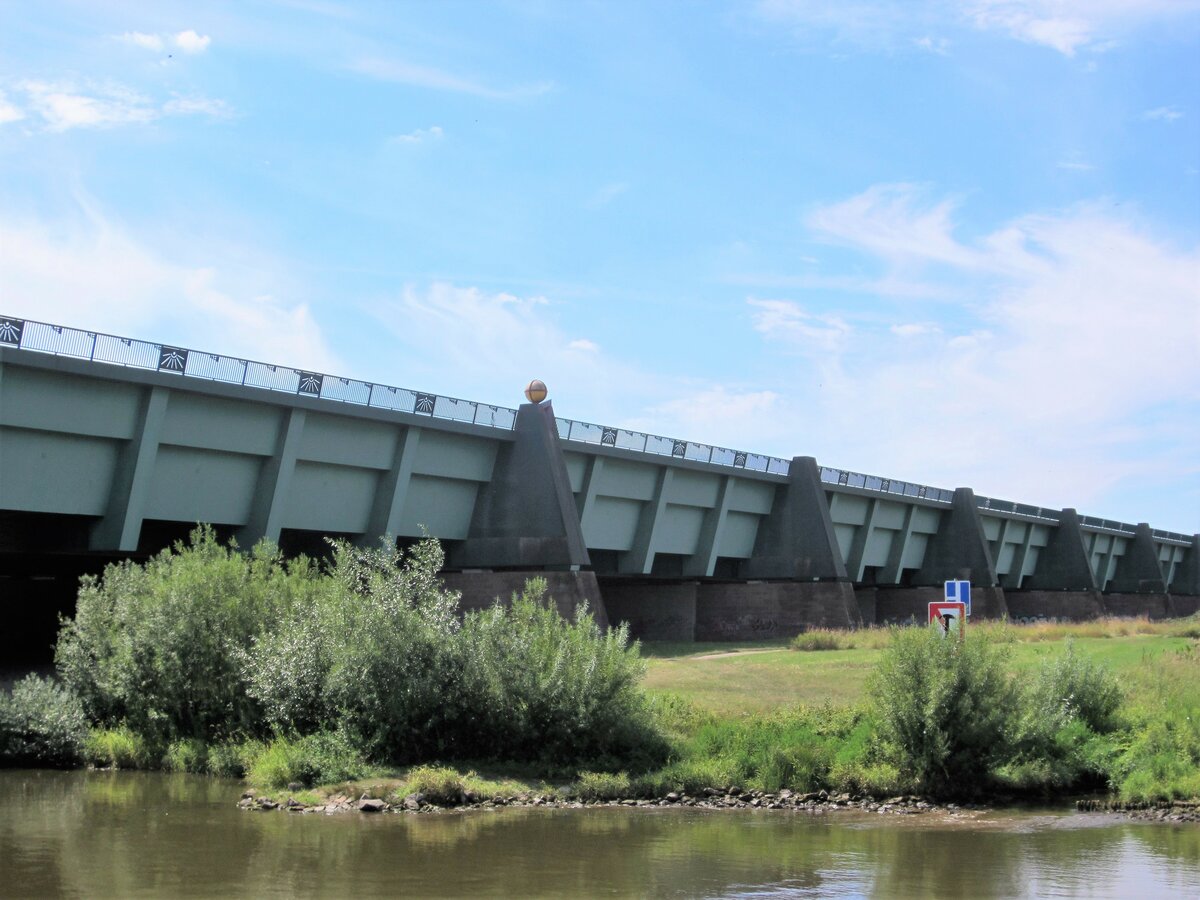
[[554, 416, 791, 475], [819, 466, 953, 504], [0, 314, 518, 432]]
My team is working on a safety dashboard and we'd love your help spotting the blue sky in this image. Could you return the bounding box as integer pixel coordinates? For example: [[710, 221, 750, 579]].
[[1, 0, 1198, 533]]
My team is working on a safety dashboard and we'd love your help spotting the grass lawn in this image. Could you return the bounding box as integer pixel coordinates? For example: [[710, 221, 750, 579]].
[[641, 630, 1195, 715]]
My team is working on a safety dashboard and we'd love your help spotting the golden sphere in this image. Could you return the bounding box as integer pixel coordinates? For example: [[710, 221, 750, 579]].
[[524, 379, 548, 403]]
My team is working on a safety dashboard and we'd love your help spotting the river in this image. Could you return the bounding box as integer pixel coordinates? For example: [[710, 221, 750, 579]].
[[1, 771, 1196, 898]]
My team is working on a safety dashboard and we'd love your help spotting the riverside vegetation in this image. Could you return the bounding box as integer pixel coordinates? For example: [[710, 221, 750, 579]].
[[1, 527, 1197, 813]]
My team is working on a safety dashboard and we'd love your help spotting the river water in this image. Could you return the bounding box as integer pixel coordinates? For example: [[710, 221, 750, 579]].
[[1, 771, 1197, 898]]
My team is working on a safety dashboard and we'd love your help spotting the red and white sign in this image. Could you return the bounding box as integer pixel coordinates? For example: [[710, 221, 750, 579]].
[[928, 601, 967, 637]]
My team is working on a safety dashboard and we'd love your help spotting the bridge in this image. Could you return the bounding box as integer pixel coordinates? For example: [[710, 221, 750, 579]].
[[1, 313, 1196, 658]]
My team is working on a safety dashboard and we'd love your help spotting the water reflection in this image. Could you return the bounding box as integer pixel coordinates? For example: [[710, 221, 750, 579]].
[[0, 771, 1196, 898]]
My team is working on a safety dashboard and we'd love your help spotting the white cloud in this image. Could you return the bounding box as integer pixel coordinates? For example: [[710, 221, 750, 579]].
[[163, 96, 233, 118], [117, 29, 211, 54], [119, 31, 165, 52], [567, 338, 599, 352], [19, 80, 156, 131], [753, 186, 1200, 526], [749, 298, 853, 352], [351, 58, 552, 100], [1143, 106, 1183, 122], [0, 90, 24, 124], [806, 183, 984, 270], [0, 205, 337, 372], [390, 125, 444, 144], [9, 80, 230, 131], [914, 35, 951, 54], [757, 0, 1200, 56], [173, 30, 212, 54], [890, 322, 940, 337], [1057, 158, 1096, 171]]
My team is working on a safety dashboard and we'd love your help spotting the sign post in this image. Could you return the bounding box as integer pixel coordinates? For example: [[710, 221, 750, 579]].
[[928, 601, 966, 640], [944, 580, 971, 617]]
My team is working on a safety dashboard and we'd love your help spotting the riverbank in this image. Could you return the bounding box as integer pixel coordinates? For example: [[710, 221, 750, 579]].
[[235, 782, 1200, 825]]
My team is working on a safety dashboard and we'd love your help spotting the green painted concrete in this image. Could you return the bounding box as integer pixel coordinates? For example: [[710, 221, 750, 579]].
[[1, 345, 1195, 596]]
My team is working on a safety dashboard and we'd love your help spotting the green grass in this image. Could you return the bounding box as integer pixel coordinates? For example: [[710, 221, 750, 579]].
[[642, 630, 1192, 715]]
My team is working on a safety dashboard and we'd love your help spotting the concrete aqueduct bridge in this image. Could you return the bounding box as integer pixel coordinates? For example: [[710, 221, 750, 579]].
[[1, 313, 1197, 654]]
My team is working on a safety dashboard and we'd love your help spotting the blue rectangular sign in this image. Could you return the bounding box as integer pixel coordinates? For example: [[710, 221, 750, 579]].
[[944, 580, 971, 616]]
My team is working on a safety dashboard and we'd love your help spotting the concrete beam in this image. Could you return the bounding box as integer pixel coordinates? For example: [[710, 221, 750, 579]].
[[238, 407, 305, 547], [1107, 523, 1168, 594], [743, 456, 848, 581], [90, 385, 169, 552], [360, 425, 421, 546], [1027, 508, 1098, 591], [915, 488, 997, 587], [1000, 521, 1036, 589], [880, 504, 916, 585], [449, 401, 589, 570], [682, 474, 732, 577], [622, 466, 673, 575], [845, 497, 878, 582], [577, 454, 605, 536]]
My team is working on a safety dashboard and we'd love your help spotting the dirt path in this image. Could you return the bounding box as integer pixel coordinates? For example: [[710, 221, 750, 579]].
[[689, 648, 789, 661]]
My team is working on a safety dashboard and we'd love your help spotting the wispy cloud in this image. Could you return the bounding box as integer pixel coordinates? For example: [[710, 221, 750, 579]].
[[1057, 158, 1096, 171], [351, 57, 552, 100], [750, 298, 853, 352], [749, 185, 1200, 525], [7, 80, 230, 131], [390, 125, 444, 144], [914, 35, 951, 54], [119, 31, 164, 52], [0, 90, 24, 125], [757, 0, 1200, 56], [806, 183, 983, 269], [19, 80, 157, 131], [118, 29, 212, 54], [0, 204, 337, 371], [1143, 106, 1183, 122]]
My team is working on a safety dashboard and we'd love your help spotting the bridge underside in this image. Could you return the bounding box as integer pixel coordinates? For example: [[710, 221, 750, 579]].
[[2, 335, 1197, 656]]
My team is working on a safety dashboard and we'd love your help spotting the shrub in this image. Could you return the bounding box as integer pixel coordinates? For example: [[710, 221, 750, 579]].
[[55, 527, 318, 745], [791, 630, 845, 652], [85, 727, 152, 769], [207, 739, 265, 779], [163, 738, 209, 774], [242, 538, 465, 761], [247, 731, 369, 789], [869, 626, 1017, 797], [457, 579, 666, 768], [403, 765, 473, 804], [0, 675, 89, 767], [574, 770, 632, 800]]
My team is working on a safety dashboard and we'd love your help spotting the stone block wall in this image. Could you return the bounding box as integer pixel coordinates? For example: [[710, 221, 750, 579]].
[[601, 581, 697, 642], [693, 581, 860, 641]]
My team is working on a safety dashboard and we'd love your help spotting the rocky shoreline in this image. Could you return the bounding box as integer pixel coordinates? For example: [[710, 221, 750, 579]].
[[238, 786, 1003, 818], [1074, 797, 1200, 824], [237, 787, 1200, 823]]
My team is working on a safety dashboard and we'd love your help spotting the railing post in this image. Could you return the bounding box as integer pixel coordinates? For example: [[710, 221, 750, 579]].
[[89, 332, 97, 360]]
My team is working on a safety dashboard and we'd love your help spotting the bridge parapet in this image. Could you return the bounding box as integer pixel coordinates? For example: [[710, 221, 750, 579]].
[[0, 314, 518, 431], [1, 312, 1196, 621]]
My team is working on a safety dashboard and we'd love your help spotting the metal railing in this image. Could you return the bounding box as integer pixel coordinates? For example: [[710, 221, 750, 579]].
[[819, 466, 954, 504], [554, 417, 792, 475], [2, 312, 1193, 546], [0, 314, 518, 430], [976, 495, 1061, 522]]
